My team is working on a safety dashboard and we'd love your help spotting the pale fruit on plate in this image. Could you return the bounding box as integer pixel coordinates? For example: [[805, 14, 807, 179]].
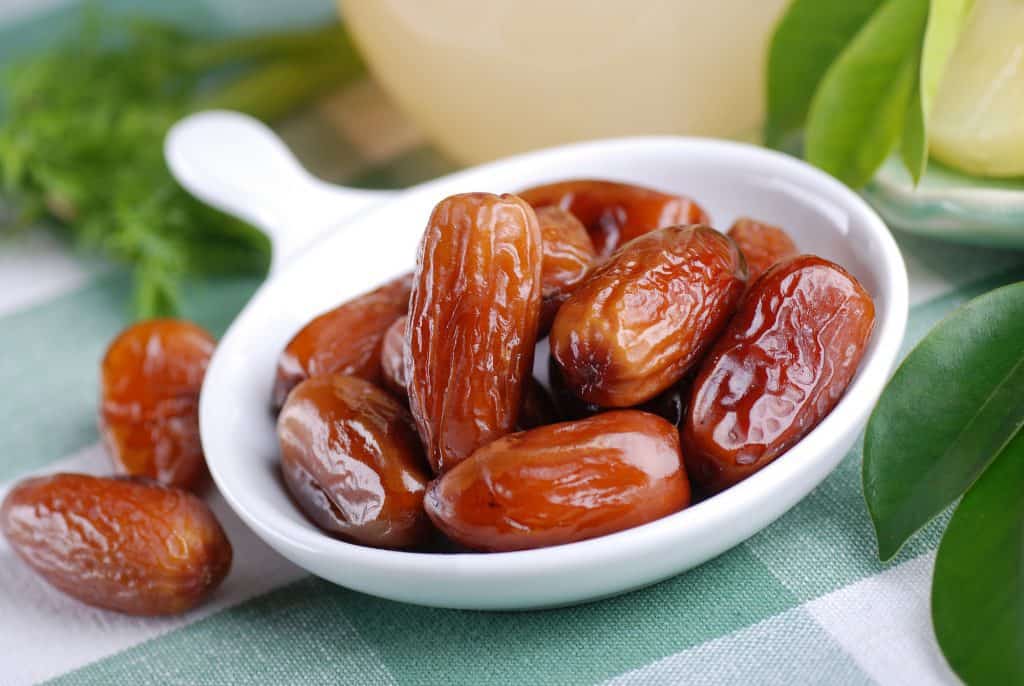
[[930, 0, 1024, 178]]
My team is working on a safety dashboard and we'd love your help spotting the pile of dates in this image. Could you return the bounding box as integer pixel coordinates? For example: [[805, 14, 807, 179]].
[[273, 180, 875, 553]]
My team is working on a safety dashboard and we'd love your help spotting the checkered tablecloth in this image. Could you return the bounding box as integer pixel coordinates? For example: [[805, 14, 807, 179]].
[[2, 2, 1023, 684]]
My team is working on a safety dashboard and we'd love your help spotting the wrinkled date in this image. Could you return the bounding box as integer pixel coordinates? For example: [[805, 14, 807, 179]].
[[424, 411, 690, 551], [278, 375, 431, 548], [550, 225, 747, 408], [272, 273, 412, 410], [407, 193, 542, 474], [379, 315, 408, 398], [536, 206, 597, 335], [683, 255, 875, 493], [99, 319, 215, 491], [727, 217, 797, 282], [1, 473, 232, 616], [519, 179, 709, 256]]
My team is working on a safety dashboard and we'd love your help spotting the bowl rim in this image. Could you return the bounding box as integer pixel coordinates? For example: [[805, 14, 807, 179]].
[[199, 134, 909, 579]]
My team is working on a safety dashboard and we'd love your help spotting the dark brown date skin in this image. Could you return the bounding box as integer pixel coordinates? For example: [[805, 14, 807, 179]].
[[1, 473, 232, 616], [99, 319, 215, 492], [550, 225, 746, 408], [278, 375, 431, 548], [727, 217, 798, 282], [380, 315, 408, 398], [519, 179, 710, 257], [516, 377, 559, 430], [536, 206, 597, 335], [683, 255, 875, 493], [272, 273, 411, 411], [548, 354, 603, 421], [424, 411, 690, 552], [408, 193, 542, 474]]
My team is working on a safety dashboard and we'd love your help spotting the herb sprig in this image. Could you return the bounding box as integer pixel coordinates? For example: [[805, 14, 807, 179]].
[[0, 13, 365, 316]]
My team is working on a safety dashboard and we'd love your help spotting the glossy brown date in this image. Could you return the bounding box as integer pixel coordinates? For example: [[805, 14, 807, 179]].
[[424, 411, 690, 552], [272, 273, 411, 410], [683, 255, 875, 493], [278, 375, 431, 548], [550, 225, 747, 408], [380, 314, 408, 398], [1, 473, 232, 616], [407, 193, 542, 474], [519, 179, 710, 256], [726, 217, 798, 282], [99, 319, 215, 491], [536, 206, 597, 335]]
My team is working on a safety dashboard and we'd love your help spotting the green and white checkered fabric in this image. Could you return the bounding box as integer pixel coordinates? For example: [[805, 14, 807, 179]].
[[2, 2, 1023, 684]]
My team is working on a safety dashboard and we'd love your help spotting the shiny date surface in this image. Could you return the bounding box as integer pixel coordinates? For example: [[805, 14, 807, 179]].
[[550, 225, 746, 408], [272, 273, 411, 410], [519, 179, 709, 256], [726, 217, 798, 282], [683, 255, 875, 493], [425, 411, 690, 552], [1, 473, 232, 616], [407, 193, 542, 474], [536, 206, 597, 335], [278, 375, 431, 548], [99, 319, 215, 491]]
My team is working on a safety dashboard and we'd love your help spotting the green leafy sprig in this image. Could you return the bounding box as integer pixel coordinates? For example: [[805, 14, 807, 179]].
[[0, 13, 365, 317], [766, 0, 975, 187]]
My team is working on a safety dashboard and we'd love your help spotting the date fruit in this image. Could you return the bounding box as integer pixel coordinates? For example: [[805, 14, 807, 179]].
[[1, 473, 232, 616], [407, 192, 542, 473], [278, 375, 431, 548], [536, 206, 597, 335], [424, 411, 690, 552], [380, 315, 408, 398], [519, 179, 709, 256], [683, 255, 875, 493], [99, 319, 215, 491], [550, 225, 747, 408], [727, 217, 797, 282], [272, 273, 412, 410]]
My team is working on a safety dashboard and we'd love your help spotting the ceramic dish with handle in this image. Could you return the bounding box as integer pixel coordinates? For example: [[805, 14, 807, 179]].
[[165, 111, 908, 610]]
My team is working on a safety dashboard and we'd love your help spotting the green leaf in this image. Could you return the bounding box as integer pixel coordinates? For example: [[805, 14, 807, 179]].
[[933, 428, 1024, 685], [805, 0, 931, 188], [863, 282, 1024, 561], [764, 0, 885, 150], [901, 0, 976, 183]]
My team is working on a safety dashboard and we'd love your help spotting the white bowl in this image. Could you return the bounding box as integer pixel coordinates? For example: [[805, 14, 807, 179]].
[[166, 112, 908, 610]]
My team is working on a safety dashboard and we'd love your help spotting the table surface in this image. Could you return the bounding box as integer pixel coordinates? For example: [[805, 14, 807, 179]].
[[2, 2, 1023, 685]]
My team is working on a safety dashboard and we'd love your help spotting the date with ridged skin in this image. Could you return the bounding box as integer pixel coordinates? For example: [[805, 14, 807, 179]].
[[536, 206, 597, 335], [278, 375, 431, 548], [407, 193, 542, 474], [100, 319, 215, 492], [683, 255, 875, 493], [424, 411, 689, 552], [726, 217, 797, 282], [550, 225, 747, 408], [1, 473, 232, 616], [519, 179, 709, 256], [272, 273, 411, 410]]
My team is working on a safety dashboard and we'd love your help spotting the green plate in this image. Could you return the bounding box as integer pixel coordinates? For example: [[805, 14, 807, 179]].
[[865, 155, 1024, 248]]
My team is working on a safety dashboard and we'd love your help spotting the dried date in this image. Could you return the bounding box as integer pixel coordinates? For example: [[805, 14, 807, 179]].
[[726, 217, 797, 282], [424, 411, 689, 551], [407, 193, 542, 473], [536, 206, 597, 335], [683, 255, 875, 493], [1, 473, 232, 616], [550, 225, 746, 407], [519, 179, 709, 256]]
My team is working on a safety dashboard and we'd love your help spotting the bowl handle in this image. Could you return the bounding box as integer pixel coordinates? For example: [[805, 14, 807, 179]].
[[165, 110, 393, 273]]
